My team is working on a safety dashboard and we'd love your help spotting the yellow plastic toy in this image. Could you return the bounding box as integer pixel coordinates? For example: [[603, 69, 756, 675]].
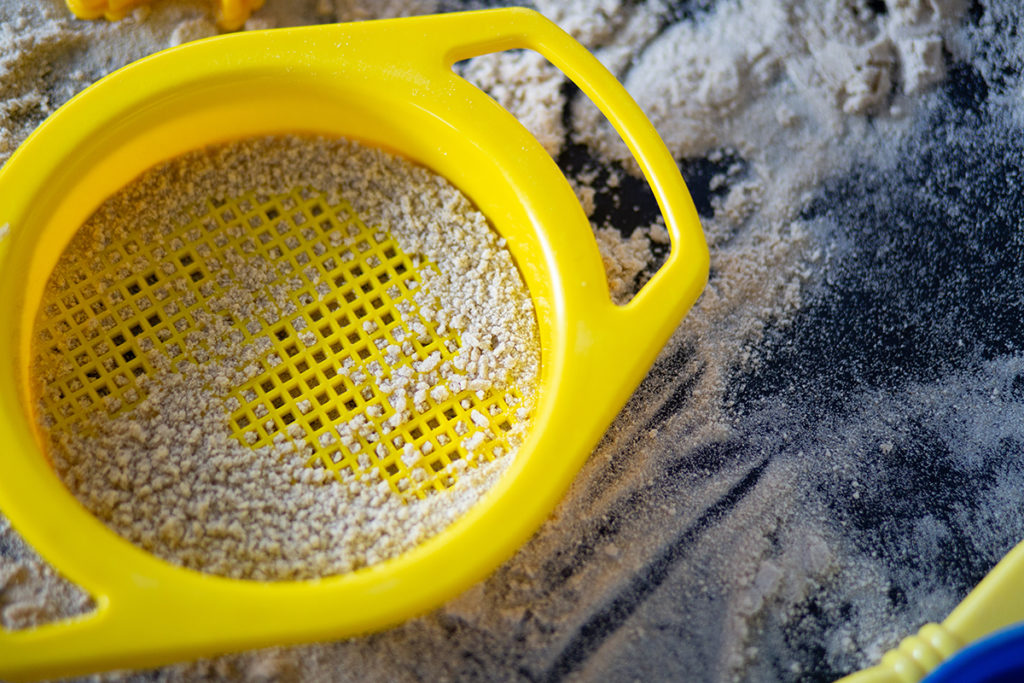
[[65, 0, 264, 31], [839, 540, 1024, 682], [0, 8, 708, 681]]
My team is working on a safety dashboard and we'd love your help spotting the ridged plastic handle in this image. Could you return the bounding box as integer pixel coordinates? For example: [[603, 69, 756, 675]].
[[427, 8, 709, 348], [838, 539, 1024, 683]]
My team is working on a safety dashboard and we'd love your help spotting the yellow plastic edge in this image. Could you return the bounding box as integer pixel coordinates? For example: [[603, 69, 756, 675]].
[[64, 0, 264, 29]]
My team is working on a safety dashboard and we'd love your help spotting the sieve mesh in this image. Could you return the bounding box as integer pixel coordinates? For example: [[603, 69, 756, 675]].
[[34, 186, 527, 499]]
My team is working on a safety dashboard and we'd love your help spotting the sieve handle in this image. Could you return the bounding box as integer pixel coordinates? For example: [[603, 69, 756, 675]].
[[435, 7, 709, 345], [837, 539, 1024, 683]]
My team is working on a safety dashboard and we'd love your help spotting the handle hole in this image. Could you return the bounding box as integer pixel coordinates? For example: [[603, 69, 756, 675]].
[[455, 49, 670, 306], [0, 526, 96, 632], [455, 50, 566, 159]]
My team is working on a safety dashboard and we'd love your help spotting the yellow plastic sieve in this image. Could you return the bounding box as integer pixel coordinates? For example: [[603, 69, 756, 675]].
[[0, 8, 708, 680]]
